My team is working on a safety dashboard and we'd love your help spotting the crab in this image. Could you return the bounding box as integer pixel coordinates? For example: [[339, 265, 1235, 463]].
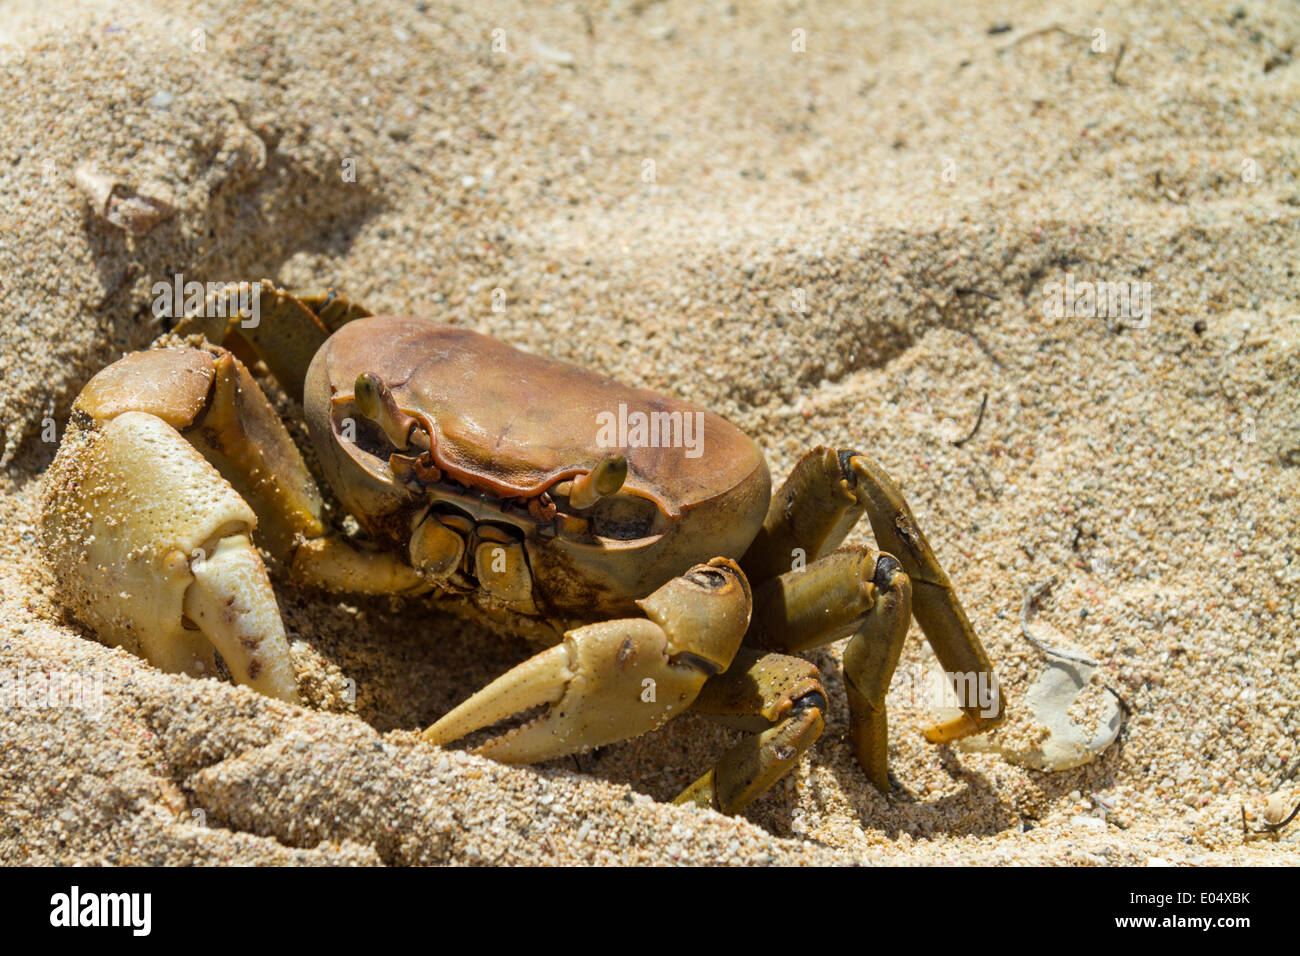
[[40, 280, 1004, 814]]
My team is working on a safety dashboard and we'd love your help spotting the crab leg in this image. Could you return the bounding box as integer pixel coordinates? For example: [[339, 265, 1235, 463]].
[[739, 446, 1004, 765], [171, 280, 335, 402], [745, 546, 912, 792], [289, 288, 375, 331], [674, 648, 827, 814], [739, 447, 865, 585], [184, 351, 328, 563], [179, 351, 424, 594], [747, 547, 884, 651], [171, 281, 373, 403], [845, 453, 1005, 741], [840, 554, 912, 791], [423, 558, 752, 762]]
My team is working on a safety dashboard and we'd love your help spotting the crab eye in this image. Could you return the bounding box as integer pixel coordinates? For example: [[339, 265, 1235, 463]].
[[586, 493, 660, 541], [353, 373, 383, 419]]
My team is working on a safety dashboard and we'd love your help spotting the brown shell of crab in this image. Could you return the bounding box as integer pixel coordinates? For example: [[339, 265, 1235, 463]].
[[306, 316, 771, 621]]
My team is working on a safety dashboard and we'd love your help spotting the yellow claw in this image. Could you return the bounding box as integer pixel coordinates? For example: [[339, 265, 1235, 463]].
[[423, 559, 752, 762]]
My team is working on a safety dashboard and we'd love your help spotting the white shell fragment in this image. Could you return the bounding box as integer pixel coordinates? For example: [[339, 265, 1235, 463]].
[[1264, 791, 1296, 826], [74, 163, 175, 235], [530, 39, 576, 68], [959, 656, 1123, 772]]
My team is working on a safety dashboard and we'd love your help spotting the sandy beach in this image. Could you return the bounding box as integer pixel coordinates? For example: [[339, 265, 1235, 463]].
[[1, 0, 1297, 865]]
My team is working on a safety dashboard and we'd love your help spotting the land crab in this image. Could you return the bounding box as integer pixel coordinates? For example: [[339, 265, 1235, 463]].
[[40, 280, 1004, 813]]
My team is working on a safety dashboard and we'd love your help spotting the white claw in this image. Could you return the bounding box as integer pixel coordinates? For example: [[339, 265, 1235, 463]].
[[42, 410, 298, 701], [184, 535, 299, 703]]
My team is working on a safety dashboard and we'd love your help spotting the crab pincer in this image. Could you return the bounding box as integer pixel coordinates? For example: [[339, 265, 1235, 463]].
[[424, 558, 751, 762]]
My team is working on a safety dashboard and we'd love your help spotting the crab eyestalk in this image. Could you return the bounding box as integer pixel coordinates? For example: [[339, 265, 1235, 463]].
[[353, 371, 422, 450], [568, 453, 628, 510]]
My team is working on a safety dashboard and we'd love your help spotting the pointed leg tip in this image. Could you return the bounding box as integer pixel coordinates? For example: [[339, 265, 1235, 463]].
[[421, 726, 448, 746]]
